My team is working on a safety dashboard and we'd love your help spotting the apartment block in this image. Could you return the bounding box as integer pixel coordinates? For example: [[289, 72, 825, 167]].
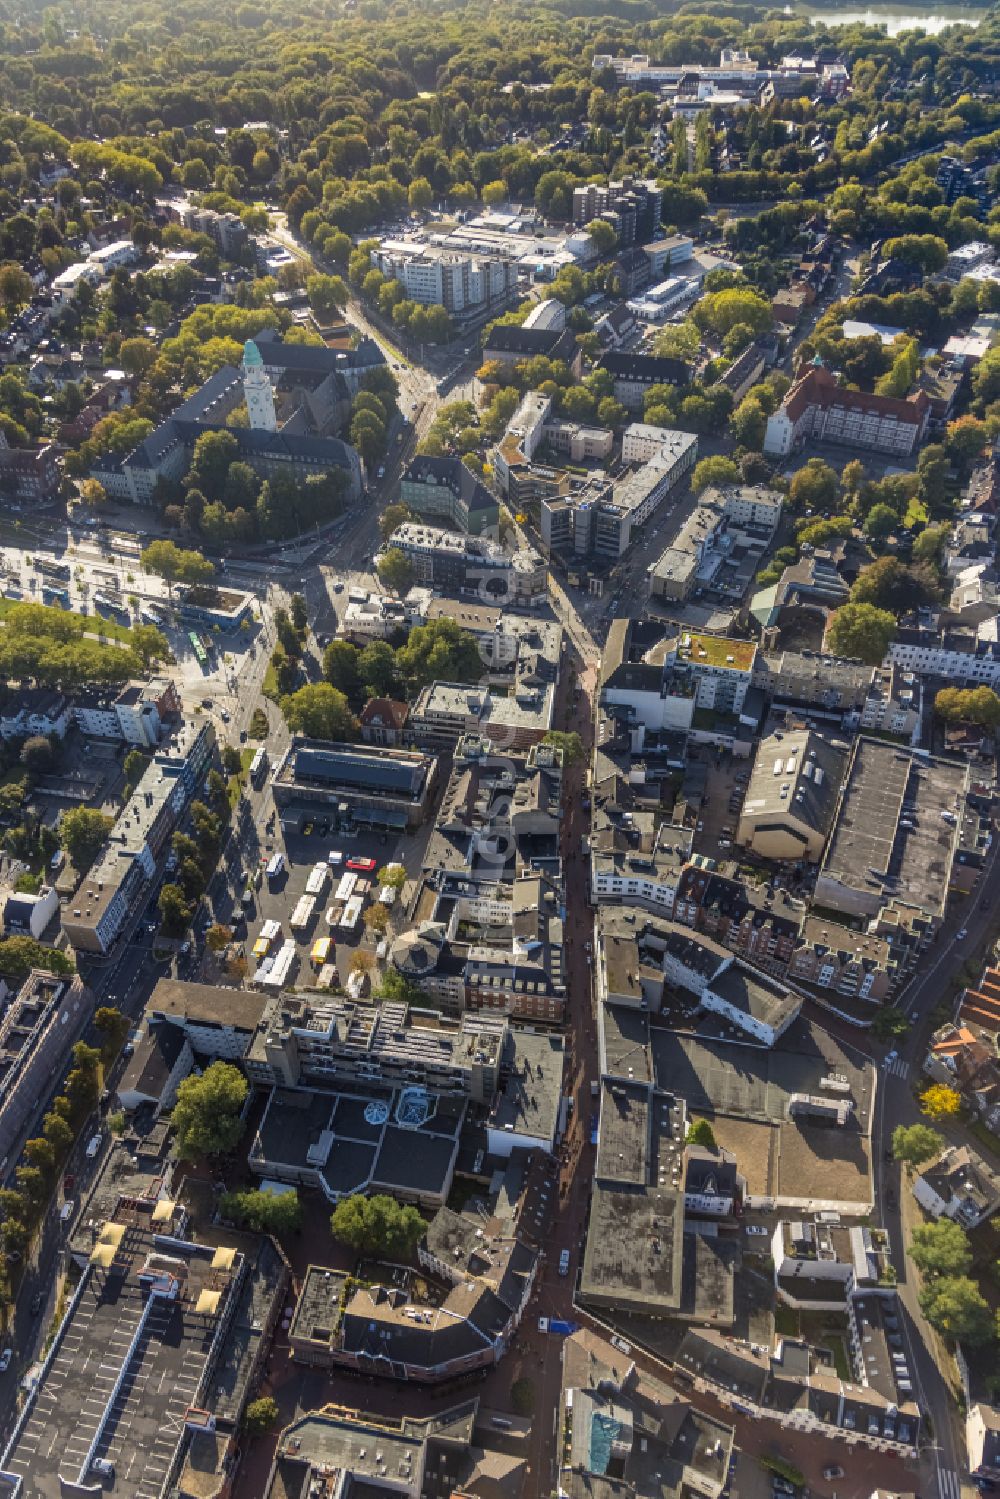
[[62, 717, 216, 954], [0, 971, 91, 1171], [371, 241, 519, 319]]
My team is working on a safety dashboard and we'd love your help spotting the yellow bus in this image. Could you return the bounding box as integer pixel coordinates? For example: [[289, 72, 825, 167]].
[[311, 937, 333, 967]]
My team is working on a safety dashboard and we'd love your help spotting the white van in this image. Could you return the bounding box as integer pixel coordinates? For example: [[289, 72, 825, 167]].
[[85, 1133, 102, 1159], [60, 1200, 75, 1225]]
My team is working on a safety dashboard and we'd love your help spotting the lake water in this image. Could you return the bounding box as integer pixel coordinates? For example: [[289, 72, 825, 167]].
[[798, 4, 984, 33]]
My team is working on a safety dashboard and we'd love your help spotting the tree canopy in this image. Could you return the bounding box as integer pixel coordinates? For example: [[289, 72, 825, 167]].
[[330, 1192, 426, 1259], [171, 1061, 248, 1159]]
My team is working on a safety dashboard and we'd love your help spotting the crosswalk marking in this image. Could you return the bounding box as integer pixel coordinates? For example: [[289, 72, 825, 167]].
[[884, 1056, 909, 1079], [938, 1469, 960, 1499]]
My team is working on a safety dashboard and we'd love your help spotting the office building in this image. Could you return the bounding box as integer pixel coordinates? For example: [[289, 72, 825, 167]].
[[400, 454, 499, 536], [370, 241, 519, 320], [0, 971, 91, 1170], [380, 522, 546, 605]]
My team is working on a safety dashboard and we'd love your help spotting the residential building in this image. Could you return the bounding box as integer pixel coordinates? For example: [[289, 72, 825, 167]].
[[263, 1400, 511, 1499], [400, 454, 499, 536], [755, 652, 875, 718], [590, 793, 692, 914], [62, 717, 216, 955], [771, 1219, 888, 1310], [599, 350, 691, 409], [2, 885, 59, 940], [74, 675, 179, 747], [648, 485, 780, 603], [371, 241, 519, 320], [0, 971, 91, 1170], [0, 430, 60, 503], [673, 866, 805, 977], [117, 979, 268, 1114], [339, 587, 429, 643], [289, 1153, 553, 1384], [572, 177, 663, 246], [675, 1322, 920, 1455], [600, 617, 758, 739], [764, 364, 930, 458], [923, 1023, 1000, 1131], [788, 918, 893, 1006], [271, 739, 439, 832], [736, 728, 849, 863], [540, 430, 697, 562], [912, 1145, 1000, 1229], [560, 1328, 734, 1499], [409, 678, 555, 751], [0, 686, 72, 742], [717, 342, 767, 402], [359, 697, 410, 747]]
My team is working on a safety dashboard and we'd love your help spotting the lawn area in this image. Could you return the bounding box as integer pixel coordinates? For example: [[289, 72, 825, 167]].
[[262, 663, 279, 701], [966, 1118, 1000, 1162], [773, 1303, 799, 1337]]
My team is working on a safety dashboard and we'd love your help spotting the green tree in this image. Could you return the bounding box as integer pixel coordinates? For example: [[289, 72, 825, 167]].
[[396, 617, 481, 691], [281, 683, 357, 741], [587, 219, 617, 257], [206, 923, 232, 953], [359, 641, 398, 698], [863, 503, 901, 541], [408, 177, 433, 212], [379, 503, 411, 541], [919, 1276, 994, 1345], [685, 1118, 717, 1149], [329, 1192, 426, 1258], [123, 748, 148, 791], [244, 1397, 280, 1437], [0, 937, 74, 981], [94, 1006, 129, 1063], [729, 397, 767, 451], [826, 604, 896, 665], [141, 540, 214, 596], [220, 1188, 303, 1234], [306, 273, 348, 321], [158, 882, 191, 937], [909, 1220, 973, 1278], [789, 459, 839, 513], [541, 730, 584, 764], [171, 1062, 248, 1160], [59, 807, 112, 872], [691, 456, 740, 495], [20, 735, 54, 772], [377, 548, 415, 596], [851, 557, 939, 612], [694, 287, 772, 338], [323, 639, 362, 698], [290, 593, 309, 634], [376, 863, 407, 891]]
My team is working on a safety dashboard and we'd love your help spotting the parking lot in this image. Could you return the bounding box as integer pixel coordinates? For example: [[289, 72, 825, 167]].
[[689, 752, 750, 861], [239, 817, 429, 997]]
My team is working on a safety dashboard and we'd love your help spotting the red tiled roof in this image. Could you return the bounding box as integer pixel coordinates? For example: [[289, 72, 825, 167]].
[[781, 364, 930, 426], [960, 967, 1000, 1033], [359, 697, 409, 729]]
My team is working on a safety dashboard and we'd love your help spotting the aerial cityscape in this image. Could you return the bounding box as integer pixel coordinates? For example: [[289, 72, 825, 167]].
[[0, 1, 999, 1498]]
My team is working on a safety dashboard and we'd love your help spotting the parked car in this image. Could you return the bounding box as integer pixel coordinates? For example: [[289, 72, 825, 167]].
[[558, 1248, 571, 1275], [745, 1224, 768, 1236], [29, 1292, 42, 1316], [0, 1349, 11, 1373], [823, 1468, 844, 1481]]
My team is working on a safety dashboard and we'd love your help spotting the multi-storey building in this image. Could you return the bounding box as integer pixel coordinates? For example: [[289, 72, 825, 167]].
[[399, 454, 499, 536], [764, 364, 930, 458], [0, 971, 91, 1170], [379, 522, 546, 604], [62, 717, 216, 954], [370, 242, 519, 320], [0, 430, 59, 503], [571, 177, 663, 246]]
